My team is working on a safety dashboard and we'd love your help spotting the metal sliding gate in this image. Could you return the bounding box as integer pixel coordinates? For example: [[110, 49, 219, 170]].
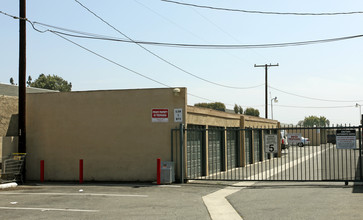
[[173, 125, 363, 183]]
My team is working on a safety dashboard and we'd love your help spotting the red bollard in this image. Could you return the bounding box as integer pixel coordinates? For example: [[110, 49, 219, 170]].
[[79, 159, 83, 184], [157, 158, 161, 185], [40, 160, 44, 182]]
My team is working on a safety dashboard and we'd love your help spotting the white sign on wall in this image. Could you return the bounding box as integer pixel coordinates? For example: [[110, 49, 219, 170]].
[[336, 130, 356, 149], [174, 108, 183, 122], [264, 134, 278, 153]]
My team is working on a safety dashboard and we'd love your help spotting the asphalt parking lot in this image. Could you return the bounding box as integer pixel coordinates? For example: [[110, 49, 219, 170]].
[[0, 182, 222, 220], [0, 181, 362, 220], [228, 181, 363, 220]]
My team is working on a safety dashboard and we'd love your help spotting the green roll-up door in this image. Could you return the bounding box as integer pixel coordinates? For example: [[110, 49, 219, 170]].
[[245, 130, 252, 164], [227, 129, 238, 169], [253, 130, 262, 162], [208, 127, 223, 174], [186, 126, 203, 178]]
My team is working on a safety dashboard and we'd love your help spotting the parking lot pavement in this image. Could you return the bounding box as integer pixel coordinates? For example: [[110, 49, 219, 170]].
[[227, 181, 363, 220], [0, 182, 225, 220], [1, 181, 362, 220]]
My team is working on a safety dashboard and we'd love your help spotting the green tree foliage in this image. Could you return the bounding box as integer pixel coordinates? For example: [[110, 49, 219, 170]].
[[234, 104, 239, 114], [244, 107, 260, 117], [301, 116, 330, 127], [30, 74, 72, 92], [194, 102, 226, 112], [233, 104, 244, 114], [238, 106, 243, 114]]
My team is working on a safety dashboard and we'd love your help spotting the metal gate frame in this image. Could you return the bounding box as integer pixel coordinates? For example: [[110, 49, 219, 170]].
[[173, 125, 363, 183]]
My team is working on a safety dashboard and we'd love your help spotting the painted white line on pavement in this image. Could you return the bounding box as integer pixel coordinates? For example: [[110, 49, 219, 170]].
[[202, 182, 255, 220], [247, 145, 334, 180], [0, 206, 99, 212], [0, 192, 148, 197], [203, 145, 334, 220]]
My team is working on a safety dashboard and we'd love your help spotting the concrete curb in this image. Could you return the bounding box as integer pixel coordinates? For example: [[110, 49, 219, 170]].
[[0, 182, 18, 190]]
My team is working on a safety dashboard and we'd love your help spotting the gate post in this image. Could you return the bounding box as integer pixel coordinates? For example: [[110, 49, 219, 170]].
[[240, 116, 246, 167], [179, 123, 185, 183], [360, 118, 363, 181]]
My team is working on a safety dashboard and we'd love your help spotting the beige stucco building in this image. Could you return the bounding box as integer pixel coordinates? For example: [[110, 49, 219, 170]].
[[2, 87, 281, 182]]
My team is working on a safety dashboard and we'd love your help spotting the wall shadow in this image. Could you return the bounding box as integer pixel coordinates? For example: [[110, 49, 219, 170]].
[[6, 114, 18, 136]]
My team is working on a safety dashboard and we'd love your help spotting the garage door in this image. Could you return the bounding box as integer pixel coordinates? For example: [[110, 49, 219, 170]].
[[208, 127, 224, 174], [186, 126, 204, 178], [227, 129, 238, 169], [245, 130, 252, 164], [253, 130, 262, 162]]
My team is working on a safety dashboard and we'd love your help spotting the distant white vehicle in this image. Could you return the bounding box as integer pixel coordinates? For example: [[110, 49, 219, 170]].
[[298, 137, 310, 147]]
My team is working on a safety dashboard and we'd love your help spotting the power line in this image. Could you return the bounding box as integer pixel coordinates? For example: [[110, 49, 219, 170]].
[[4, 10, 363, 106], [188, 7, 256, 65], [52, 32, 171, 88], [189, 7, 269, 63], [32, 22, 363, 49], [269, 85, 363, 103], [73, 0, 263, 90], [1, 9, 264, 90], [0, 10, 231, 105], [275, 104, 354, 109], [161, 0, 363, 16], [6, 10, 363, 51], [44, 35, 363, 109], [133, 0, 209, 44], [50, 32, 231, 105]]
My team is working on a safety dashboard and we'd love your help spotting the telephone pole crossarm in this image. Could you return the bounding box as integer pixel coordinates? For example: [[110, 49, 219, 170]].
[[254, 63, 279, 119]]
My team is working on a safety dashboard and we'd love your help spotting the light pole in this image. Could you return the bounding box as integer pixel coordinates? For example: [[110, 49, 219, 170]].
[[356, 103, 362, 124], [271, 97, 278, 120]]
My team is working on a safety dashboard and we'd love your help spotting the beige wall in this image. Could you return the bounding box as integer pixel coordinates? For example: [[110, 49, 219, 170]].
[[244, 115, 279, 128], [26, 88, 187, 181], [186, 106, 278, 128], [0, 136, 18, 163], [187, 106, 240, 127], [0, 95, 18, 137]]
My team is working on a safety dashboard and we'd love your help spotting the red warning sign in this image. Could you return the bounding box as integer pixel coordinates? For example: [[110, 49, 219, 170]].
[[152, 109, 169, 122]]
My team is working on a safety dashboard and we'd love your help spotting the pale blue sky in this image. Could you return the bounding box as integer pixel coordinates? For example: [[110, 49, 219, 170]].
[[2, 0, 363, 125]]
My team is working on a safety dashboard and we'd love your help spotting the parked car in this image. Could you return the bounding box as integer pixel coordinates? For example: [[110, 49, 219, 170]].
[[298, 137, 310, 147], [281, 131, 289, 149]]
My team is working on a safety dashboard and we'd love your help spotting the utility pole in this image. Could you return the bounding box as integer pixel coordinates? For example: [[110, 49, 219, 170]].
[[254, 63, 279, 119], [19, 0, 26, 153]]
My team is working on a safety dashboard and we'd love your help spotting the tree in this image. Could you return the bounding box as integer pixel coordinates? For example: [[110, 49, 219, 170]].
[[319, 116, 330, 127], [233, 104, 244, 114], [234, 104, 239, 114], [194, 102, 226, 112], [238, 106, 243, 114], [301, 116, 330, 127], [244, 107, 260, 117], [29, 74, 72, 92]]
